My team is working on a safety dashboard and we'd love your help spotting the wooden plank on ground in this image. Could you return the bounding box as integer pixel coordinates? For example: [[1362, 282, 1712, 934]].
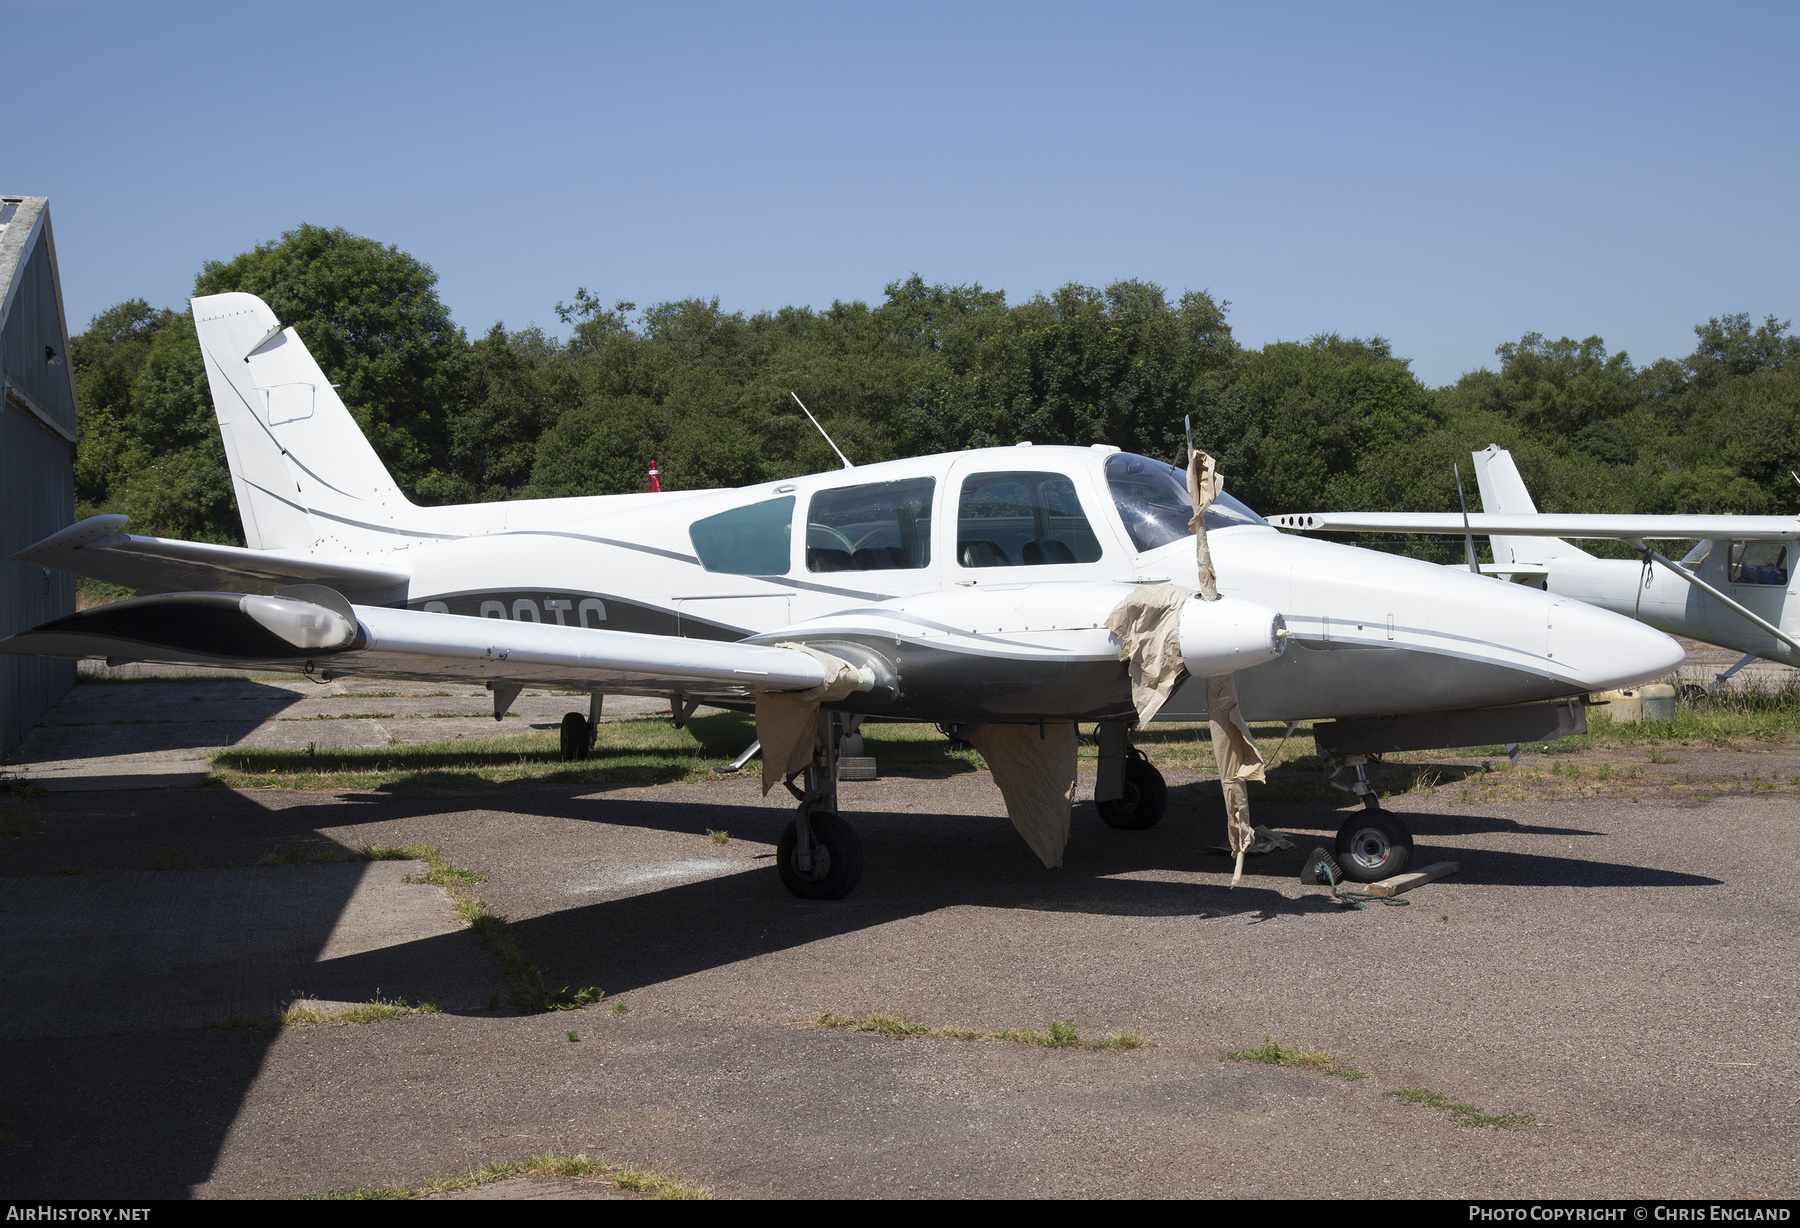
[[1367, 860, 1459, 897]]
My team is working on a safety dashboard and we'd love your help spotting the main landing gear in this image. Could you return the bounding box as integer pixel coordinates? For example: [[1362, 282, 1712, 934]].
[[559, 693, 604, 760], [1333, 810, 1413, 883], [778, 711, 864, 900], [1093, 722, 1168, 829]]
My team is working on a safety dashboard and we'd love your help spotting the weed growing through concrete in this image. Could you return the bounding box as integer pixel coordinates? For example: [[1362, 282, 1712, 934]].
[[308, 1151, 711, 1200], [612, 1001, 630, 1013], [150, 846, 189, 871], [817, 1013, 1140, 1051], [281, 993, 441, 1026], [706, 829, 729, 845], [567, 1031, 579, 1042], [381, 844, 601, 1013], [1226, 1036, 1366, 1080], [1385, 1087, 1535, 1129]]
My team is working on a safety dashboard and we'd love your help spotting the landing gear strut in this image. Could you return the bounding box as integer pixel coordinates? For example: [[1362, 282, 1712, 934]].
[[777, 711, 864, 900], [1327, 754, 1382, 810]]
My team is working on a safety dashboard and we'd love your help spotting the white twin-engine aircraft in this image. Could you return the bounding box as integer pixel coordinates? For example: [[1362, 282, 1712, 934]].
[[4, 293, 1683, 897], [1272, 446, 1800, 692]]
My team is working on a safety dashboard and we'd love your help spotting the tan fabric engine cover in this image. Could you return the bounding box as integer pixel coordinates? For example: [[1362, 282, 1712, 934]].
[[1103, 583, 1196, 727], [969, 722, 1079, 869], [755, 645, 864, 796]]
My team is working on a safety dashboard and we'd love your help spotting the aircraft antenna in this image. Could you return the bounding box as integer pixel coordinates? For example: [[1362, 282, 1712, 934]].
[[1184, 414, 1194, 460], [1454, 464, 1480, 575], [790, 392, 852, 470]]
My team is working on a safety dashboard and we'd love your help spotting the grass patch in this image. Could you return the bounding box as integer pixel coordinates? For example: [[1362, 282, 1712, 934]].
[[1227, 1036, 1366, 1080], [309, 1151, 710, 1200], [1385, 1087, 1536, 1129], [150, 846, 190, 871], [282, 993, 441, 1026], [706, 829, 729, 845], [816, 1013, 1138, 1051]]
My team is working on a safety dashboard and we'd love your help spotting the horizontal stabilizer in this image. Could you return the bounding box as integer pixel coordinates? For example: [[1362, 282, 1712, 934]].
[[11, 515, 409, 599], [1271, 511, 1800, 542]]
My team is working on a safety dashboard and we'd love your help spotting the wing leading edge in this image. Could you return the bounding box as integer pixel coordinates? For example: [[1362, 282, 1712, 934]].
[[0, 592, 861, 700]]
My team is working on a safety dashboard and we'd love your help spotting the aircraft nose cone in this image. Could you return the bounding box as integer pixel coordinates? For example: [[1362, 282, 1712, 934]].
[[1550, 598, 1685, 691]]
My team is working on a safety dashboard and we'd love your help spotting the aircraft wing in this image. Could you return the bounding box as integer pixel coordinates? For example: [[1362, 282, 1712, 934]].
[[0, 590, 860, 700], [12, 515, 409, 597], [1269, 511, 1800, 541]]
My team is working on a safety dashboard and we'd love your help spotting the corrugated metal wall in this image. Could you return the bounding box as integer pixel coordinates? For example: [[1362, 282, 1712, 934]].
[[0, 200, 78, 758], [1, 227, 79, 435], [0, 407, 75, 755]]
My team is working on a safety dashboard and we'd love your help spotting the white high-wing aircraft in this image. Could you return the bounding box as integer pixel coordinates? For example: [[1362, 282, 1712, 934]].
[[1270, 445, 1800, 691], [2, 294, 1684, 893]]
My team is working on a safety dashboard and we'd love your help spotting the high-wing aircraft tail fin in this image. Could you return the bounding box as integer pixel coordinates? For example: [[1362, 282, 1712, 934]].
[[192, 293, 418, 552], [1472, 445, 1591, 567]]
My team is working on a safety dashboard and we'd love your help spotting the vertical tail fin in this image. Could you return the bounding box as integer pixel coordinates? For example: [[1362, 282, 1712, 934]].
[[1471, 445, 1590, 564], [191, 292, 416, 552]]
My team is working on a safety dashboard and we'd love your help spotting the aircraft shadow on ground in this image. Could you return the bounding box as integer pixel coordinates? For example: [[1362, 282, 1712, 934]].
[[0, 778, 1729, 1199], [25, 680, 306, 757]]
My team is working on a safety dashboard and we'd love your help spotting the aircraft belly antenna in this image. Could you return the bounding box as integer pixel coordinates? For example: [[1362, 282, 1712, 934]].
[[1184, 414, 1193, 460], [1454, 463, 1480, 575], [790, 392, 853, 470]]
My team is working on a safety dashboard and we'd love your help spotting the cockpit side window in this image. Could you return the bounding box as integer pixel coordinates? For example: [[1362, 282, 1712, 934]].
[[956, 471, 1103, 568], [804, 478, 935, 572], [1729, 541, 1789, 586], [688, 496, 795, 575], [1103, 452, 1267, 552]]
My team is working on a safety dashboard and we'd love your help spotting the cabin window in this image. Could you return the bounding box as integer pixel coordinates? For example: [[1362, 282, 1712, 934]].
[[1728, 541, 1788, 586], [1104, 452, 1267, 553], [956, 471, 1103, 568], [688, 496, 795, 575], [805, 479, 935, 572]]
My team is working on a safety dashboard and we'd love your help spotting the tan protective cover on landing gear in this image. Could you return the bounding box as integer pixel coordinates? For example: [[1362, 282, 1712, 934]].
[[1104, 583, 1194, 727], [968, 722, 1079, 869], [755, 645, 865, 796]]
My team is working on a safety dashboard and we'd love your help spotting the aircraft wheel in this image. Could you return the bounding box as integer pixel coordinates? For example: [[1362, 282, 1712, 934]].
[[1097, 750, 1167, 830], [777, 810, 863, 900], [1360, 792, 1381, 811], [559, 711, 590, 761], [1334, 811, 1413, 883]]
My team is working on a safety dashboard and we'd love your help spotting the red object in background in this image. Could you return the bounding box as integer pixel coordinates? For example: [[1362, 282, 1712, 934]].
[[644, 460, 661, 492]]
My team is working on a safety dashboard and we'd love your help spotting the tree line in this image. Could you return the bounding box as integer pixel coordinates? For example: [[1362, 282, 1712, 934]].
[[70, 225, 1800, 560]]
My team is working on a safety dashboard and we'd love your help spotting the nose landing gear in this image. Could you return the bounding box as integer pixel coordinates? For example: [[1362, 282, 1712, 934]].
[[1333, 810, 1413, 882]]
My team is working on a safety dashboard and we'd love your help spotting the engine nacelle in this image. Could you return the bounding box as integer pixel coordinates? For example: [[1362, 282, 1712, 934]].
[[1178, 594, 1288, 677]]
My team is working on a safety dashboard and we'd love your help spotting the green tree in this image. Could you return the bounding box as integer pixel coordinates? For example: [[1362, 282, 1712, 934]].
[[193, 223, 471, 492]]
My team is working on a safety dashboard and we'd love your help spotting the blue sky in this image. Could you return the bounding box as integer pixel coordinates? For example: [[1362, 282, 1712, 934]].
[[10, 1, 1797, 386]]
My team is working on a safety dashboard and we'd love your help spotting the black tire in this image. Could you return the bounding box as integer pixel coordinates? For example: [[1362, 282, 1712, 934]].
[[1334, 811, 1413, 883], [559, 711, 590, 761], [776, 810, 863, 900], [1097, 750, 1168, 830]]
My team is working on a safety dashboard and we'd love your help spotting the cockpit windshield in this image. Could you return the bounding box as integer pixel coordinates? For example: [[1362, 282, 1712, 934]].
[[1103, 452, 1267, 553]]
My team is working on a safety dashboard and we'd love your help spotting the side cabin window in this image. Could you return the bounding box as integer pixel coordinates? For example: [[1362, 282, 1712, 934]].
[[806, 478, 935, 572], [956, 471, 1102, 568], [1729, 541, 1788, 586], [688, 496, 794, 575]]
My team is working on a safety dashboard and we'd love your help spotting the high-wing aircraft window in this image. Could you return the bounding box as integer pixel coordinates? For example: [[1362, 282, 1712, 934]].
[[805, 479, 934, 573], [688, 496, 795, 575], [1728, 541, 1789, 586], [1103, 452, 1267, 552], [956, 472, 1103, 568]]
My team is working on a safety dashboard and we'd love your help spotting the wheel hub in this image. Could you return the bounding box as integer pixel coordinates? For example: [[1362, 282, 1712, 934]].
[[1347, 827, 1392, 872]]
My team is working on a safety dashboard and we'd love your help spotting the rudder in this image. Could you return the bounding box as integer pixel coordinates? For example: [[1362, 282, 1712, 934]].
[[1472, 444, 1588, 565], [192, 292, 415, 552]]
